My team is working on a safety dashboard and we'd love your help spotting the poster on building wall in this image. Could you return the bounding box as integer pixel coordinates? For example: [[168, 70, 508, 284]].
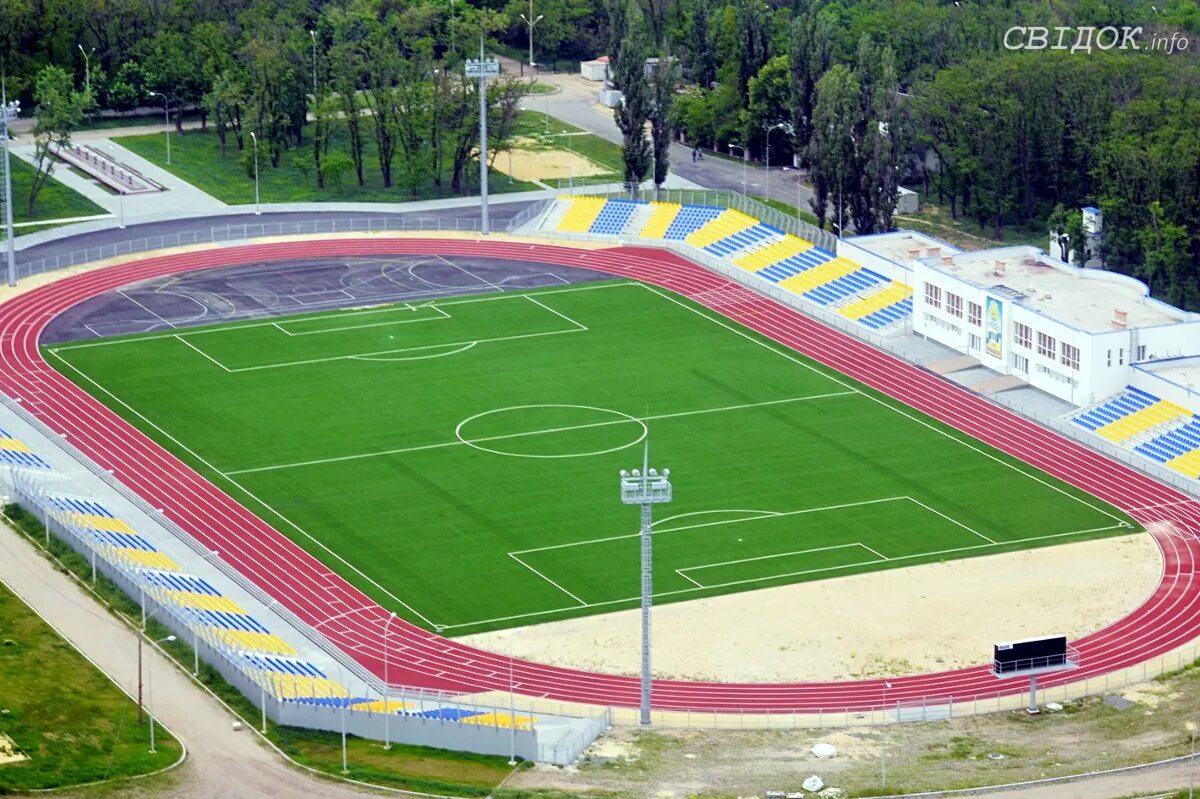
[[985, 297, 1003, 359]]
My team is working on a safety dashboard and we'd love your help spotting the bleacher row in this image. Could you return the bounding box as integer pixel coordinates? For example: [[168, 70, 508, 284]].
[[1073, 386, 1200, 479], [3, 452, 534, 728], [548, 196, 913, 332]]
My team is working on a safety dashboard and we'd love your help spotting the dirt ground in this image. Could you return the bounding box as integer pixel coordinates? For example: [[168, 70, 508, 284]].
[[460, 533, 1162, 682], [494, 142, 610, 181]]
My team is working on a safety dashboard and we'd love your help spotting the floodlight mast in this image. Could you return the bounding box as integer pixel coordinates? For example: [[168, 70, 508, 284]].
[[619, 442, 672, 726]]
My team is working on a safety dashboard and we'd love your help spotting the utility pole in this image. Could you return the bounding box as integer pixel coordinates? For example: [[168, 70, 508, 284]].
[[1, 76, 18, 288], [619, 443, 672, 726], [309, 30, 318, 97], [520, 1, 544, 74], [466, 26, 499, 235]]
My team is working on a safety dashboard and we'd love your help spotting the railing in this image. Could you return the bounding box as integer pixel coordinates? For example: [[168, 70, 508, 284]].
[[14, 211, 544, 281]]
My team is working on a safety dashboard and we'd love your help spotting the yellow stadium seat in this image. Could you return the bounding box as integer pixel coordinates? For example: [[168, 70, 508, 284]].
[[639, 202, 682, 239]]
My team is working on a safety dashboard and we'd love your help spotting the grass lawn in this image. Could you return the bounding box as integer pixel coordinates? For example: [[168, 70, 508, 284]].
[[0, 505, 543, 797], [510, 110, 624, 183], [0, 579, 181, 792], [45, 279, 1138, 636], [749, 193, 821, 227], [894, 198, 1048, 251], [114, 117, 542, 205], [0, 157, 107, 238]]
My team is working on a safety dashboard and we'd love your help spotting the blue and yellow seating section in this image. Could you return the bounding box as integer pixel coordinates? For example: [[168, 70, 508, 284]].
[[0, 427, 53, 470], [1136, 418, 1200, 478], [587, 198, 642, 234], [1074, 386, 1200, 479], [838, 282, 914, 329], [1073, 386, 1191, 443], [49, 494, 183, 572], [555, 196, 609, 233], [546, 197, 915, 332]]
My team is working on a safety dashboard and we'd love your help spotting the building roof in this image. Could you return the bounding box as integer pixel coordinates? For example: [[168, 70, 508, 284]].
[[923, 246, 1195, 333], [847, 230, 961, 269], [1139, 357, 1200, 391]]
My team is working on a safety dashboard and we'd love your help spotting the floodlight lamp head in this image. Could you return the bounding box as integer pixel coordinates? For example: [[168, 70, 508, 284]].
[[620, 469, 628, 477], [166, 635, 177, 642], [662, 468, 670, 477], [648, 468, 657, 476], [632, 469, 640, 477]]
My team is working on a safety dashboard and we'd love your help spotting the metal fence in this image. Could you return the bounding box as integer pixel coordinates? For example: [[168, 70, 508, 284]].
[[14, 209, 547, 281], [0, 394, 605, 759]]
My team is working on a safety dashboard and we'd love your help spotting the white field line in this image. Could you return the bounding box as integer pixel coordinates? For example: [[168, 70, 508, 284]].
[[639, 284, 1129, 526], [511, 495, 906, 557], [46, 280, 636, 352], [349, 341, 478, 362], [274, 304, 450, 336], [173, 335, 233, 373], [523, 295, 588, 331], [200, 325, 586, 373], [225, 391, 855, 476], [678, 542, 876, 587], [117, 288, 178, 330], [41, 350, 441, 629], [508, 553, 589, 606], [444, 521, 1132, 631], [904, 496, 996, 545]]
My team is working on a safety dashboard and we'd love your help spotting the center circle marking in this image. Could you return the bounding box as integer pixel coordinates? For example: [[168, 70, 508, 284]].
[[454, 404, 648, 459]]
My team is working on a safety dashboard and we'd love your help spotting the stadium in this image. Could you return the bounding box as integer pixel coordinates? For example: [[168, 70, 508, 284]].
[[2, 4, 1200, 796]]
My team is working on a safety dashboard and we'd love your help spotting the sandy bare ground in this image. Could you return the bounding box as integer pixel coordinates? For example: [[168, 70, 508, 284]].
[[494, 144, 610, 181], [459, 533, 1161, 682]]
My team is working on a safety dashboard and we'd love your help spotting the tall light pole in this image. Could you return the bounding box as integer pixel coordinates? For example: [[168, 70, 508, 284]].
[[77, 45, 96, 93], [728, 143, 747, 197], [1, 82, 18, 288], [148, 91, 170, 165], [519, 1, 543, 73], [249, 131, 261, 214], [382, 611, 396, 749], [881, 680, 892, 791], [764, 122, 787, 204], [508, 637, 518, 765], [309, 30, 318, 97], [1188, 721, 1197, 799], [466, 26, 498, 235], [140, 631, 176, 750], [619, 444, 672, 726]]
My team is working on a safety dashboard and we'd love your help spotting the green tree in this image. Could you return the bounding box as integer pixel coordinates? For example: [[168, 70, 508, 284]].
[[648, 54, 677, 193], [609, 1, 652, 191], [807, 64, 859, 233], [27, 65, 90, 217], [787, 4, 832, 163]]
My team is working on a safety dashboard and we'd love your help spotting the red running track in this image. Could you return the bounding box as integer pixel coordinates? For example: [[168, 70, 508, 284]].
[[3, 238, 1200, 713]]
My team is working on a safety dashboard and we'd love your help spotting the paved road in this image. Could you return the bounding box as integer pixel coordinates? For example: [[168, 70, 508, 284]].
[[533, 67, 817, 217], [0, 520, 376, 798]]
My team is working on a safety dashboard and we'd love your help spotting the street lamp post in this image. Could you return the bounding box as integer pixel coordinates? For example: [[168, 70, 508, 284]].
[[382, 611, 397, 749], [141, 632, 176, 752], [728, 143, 747, 197], [619, 444, 673, 726], [77, 45, 96, 93], [508, 640, 518, 765], [764, 123, 787, 204], [519, 1, 544, 74], [1, 84, 19, 288], [148, 92, 170, 165], [249, 131, 260, 215], [1188, 721, 1196, 799]]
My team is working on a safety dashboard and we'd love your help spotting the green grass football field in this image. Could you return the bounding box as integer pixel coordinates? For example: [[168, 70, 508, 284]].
[[44, 280, 1138, 634]]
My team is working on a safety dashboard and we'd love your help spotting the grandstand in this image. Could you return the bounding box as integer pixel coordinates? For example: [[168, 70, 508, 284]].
[[543, 196, 914, 333], [0, 426, 54, 470], [1073, 387, 1200, 479]]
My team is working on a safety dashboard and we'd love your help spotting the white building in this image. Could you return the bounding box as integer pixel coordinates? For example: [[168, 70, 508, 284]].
[[908, 245, 1200, 406]]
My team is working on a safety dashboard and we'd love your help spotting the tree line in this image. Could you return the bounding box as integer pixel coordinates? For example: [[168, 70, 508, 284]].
[[4, 0, 1199, 307]]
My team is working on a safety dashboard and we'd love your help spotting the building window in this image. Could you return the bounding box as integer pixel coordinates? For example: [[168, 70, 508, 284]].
[[924, 283, 942, 309], [968, 302, 982, 327], [1012, 353, 1029, 373], [947, 293, 964, 319], [1061, 342, 1080, 371], [1106, 349, 1112, 367], [969, 333, 981, 352], [1015, 323, 1032, 349], [1136, 345, 1147, 362], [1118, 347, 1125, 365], [1037, 332, 1056, 359]]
